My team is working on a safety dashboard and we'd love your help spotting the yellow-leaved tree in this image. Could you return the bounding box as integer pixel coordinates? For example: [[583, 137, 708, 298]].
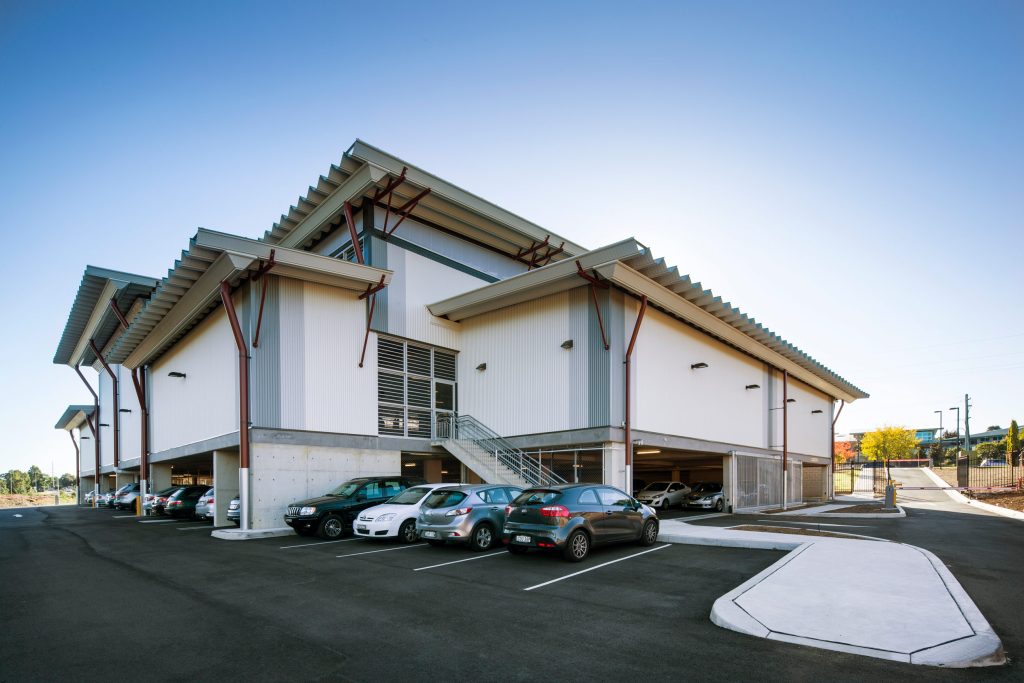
[[860, 426, 919, 480]]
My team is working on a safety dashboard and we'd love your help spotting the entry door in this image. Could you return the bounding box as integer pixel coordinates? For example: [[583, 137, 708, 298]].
[[433, 380, 456, 438]]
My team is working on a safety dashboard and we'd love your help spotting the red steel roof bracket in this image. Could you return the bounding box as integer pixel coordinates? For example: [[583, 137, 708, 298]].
[[109, 296, 130, 330], [383, 187, 432, 239], [576, 260, 610, 350], [357, 275, 388, 368], [343, 201, 365, 265], [88, 339, 119, 468], [252, 249, 277, 348]]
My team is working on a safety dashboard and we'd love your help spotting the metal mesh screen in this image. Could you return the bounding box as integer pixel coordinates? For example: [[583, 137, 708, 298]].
[[735, 454, 783, 511]]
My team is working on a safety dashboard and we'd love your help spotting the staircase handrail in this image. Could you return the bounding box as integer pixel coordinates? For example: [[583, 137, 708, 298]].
[[435, 414, 566, 487]]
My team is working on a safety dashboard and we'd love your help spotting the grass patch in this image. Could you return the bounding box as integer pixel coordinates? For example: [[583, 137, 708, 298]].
[[824, 503, 899, 514], [0, 493, 77, 508]]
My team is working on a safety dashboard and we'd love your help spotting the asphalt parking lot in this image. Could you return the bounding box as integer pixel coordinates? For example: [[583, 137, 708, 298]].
[[1, 504, 1020, 682]]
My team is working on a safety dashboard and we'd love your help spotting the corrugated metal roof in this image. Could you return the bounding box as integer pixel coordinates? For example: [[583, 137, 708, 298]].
[[54, 404, 94, 430], [52, 267, 159, 366], [105, 234, 233, 366], [259, 140, 587, 261], [620, 247, 868, 400]]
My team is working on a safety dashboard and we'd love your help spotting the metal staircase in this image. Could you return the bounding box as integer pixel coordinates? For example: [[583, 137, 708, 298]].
[[432, 414, 566, 488]]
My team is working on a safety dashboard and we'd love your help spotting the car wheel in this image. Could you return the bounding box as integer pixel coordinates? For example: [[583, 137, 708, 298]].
[[426, 539, 446, 547], [660, 499, 671, 511], [469, 523, 495, 552], [715, 498, 724, 512], [562, 529, 590, 562], [397, 519, 418, 544], [507, 544, 529, 555], [638, 519, 659, 546], [317, 514, 346, 540]]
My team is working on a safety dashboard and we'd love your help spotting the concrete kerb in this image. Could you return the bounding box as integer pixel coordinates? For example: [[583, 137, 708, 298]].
[[771, 503, 907, 519], [657, 519, 1005, 667], [212, 527, 295, 540], [921, 467, 1024, 521]]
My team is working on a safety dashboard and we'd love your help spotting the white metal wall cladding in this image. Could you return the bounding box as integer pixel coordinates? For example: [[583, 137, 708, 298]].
[[79, 425, 96, 475], [458, 288, 589, 436], [277, 279, 377, 435], [385, 244, 481, 350], [785, 380, 832, 458], [118, 364, 142, 463], [633, 305, 766, 448], [150, 305, 238, 453], [97, 370, 114, 467]]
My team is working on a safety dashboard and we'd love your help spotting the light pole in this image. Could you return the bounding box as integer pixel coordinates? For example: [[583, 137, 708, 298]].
[[949, 406, 961, 456], [933, 410, 943, 466]]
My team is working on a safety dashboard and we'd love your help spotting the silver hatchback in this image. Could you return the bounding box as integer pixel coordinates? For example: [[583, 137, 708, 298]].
[[417, 484, 523, 551]]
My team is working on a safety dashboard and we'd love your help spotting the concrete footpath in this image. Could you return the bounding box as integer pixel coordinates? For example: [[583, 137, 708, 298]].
[[658, 519, 1005, 668]]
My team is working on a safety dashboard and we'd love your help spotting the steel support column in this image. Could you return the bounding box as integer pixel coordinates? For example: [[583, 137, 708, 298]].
[[220, 281, 251, 530], [69, 431, 80, 504], [624, 295, 648, 494], [131, 367, 149, 516], [782, 370, 789, 510], [73, 364, 100, 506]]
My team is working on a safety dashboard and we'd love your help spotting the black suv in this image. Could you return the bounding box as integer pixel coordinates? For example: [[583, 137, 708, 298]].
[[284, 476, 427, 539]]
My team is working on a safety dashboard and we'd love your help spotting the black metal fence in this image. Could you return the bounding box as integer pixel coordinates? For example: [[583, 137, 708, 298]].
[[956, 453, 1020, 491], [833, 462, 857, 494]]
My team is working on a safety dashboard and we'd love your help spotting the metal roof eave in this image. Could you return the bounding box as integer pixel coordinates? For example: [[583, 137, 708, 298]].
[[55, 404, 94, 430], [53, 267, 159, 366], [113, 229, 392, 369], [348, 140, 588, 258], [593, 261, 868, 402], [427, 238, 642, 320]]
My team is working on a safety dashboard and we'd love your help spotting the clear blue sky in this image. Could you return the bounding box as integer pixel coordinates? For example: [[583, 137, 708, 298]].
[[1, 1, 1021, 474]]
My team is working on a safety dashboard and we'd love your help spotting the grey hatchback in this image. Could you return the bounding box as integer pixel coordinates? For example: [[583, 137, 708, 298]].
[[417, 484, 523, 551], [503, 484, 659, 562]]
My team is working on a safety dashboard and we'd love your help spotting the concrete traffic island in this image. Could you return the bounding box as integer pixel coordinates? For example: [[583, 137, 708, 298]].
[[212, 527, 295, 540], [658, 520, 1005, 667]]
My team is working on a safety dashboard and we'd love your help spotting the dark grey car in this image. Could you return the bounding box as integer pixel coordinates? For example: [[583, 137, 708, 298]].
[[502, 484, 659, 562], [416, 484, 523, 551]]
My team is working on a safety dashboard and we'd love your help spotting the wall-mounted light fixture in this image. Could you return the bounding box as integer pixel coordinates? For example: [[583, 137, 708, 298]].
[[561, 339, 574, 350], [119, 408, 132, 413], [690, 362, 709, 370], [786, 398, 796, 403], [80, 435, 91, 440], [811, 409, 823, 414], [168, 371, 186, 379], [99, 423, 110, 427], [745, 384, 760, 390], [476, 363, 487, 371]]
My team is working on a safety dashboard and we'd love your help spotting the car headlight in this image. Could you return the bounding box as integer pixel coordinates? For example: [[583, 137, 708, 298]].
[[299, 506, 317, 516], [375, 513, 396, 522]]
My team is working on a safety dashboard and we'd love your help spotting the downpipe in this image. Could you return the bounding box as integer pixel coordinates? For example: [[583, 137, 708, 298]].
[[220, 281, 251, 531]]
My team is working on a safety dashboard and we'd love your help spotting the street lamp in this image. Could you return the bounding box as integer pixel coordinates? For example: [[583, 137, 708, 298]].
[[949, 406, 961, 454]]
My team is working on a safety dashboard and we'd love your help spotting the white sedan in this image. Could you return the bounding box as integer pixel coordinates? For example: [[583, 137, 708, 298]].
[[353, 483, 453, 543], [635, 481, 691, 510]]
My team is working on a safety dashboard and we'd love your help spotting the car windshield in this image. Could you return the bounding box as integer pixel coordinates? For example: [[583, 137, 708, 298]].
[[512, 490, 562, 506], [693, 483, 722, 494], [640, 482, 670, 492], [388, 487, 432, 505], [327, 480, 367, 498], [422, 490, 468, 509]]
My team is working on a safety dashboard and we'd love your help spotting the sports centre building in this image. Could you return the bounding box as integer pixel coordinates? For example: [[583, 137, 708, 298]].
[[54, 140, 868, 531]]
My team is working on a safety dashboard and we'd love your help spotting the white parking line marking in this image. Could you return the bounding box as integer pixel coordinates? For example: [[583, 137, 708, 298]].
[[280, 538, 361, 550], [756, 519, 870, 528], [176, 525, 214, 531], [139, 519, 182, 524], [678, 513, 728, 522], [112, 515, 139, 519], [414, 551, 506, 571], [336, 544, 426, 558], [523, 545, 672, 592]]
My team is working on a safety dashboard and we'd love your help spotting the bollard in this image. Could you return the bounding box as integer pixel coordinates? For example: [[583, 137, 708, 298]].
[[884, 483, 897, 509]]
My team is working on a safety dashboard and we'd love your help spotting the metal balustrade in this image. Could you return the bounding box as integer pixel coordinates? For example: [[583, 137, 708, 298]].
[[434, 414, 566, 488]]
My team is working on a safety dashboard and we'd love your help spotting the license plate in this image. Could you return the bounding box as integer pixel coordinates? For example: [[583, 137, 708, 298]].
[[357, 524, 367, 531], [421, 530, 437, 538], [513, 534, 532, 544]]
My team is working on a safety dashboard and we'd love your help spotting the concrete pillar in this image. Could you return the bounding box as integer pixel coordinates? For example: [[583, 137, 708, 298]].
[[213, 450, 240, 527], [80, 475, 95, 504], [424, 459, 443, 483], [603, 442, 626, 491], [151, 462, 172, 492], [722, 454, 734, 512]]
